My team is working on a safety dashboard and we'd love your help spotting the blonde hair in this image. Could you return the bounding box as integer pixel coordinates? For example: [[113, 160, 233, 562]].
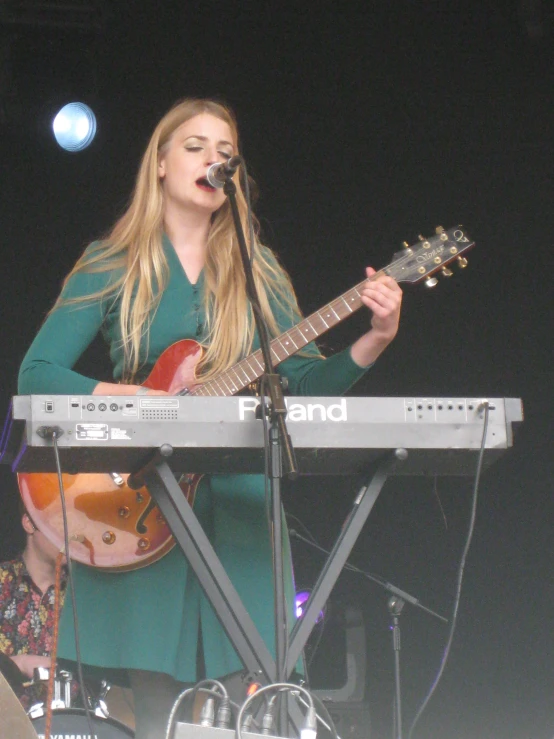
[[55, 98, 310, 382]]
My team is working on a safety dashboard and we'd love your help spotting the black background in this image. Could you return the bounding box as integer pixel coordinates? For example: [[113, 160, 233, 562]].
[[1, 3, 553, 738]]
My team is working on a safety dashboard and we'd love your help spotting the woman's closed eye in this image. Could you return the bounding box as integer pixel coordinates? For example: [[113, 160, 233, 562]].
[[185, 145, 233, 159]]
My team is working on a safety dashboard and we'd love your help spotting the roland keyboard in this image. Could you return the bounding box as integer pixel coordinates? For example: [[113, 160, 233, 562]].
[[2, 395, 523, 476]]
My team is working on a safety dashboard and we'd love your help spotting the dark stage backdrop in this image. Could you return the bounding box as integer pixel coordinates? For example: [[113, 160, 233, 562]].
[[1, 3, 553, 738]]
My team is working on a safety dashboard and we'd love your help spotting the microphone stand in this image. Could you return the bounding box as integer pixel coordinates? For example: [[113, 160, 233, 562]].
[[389, 595, 404, 739], [382, 582, 446, 739], [289, 528, 448, 739], [222, 175, 298, 720]]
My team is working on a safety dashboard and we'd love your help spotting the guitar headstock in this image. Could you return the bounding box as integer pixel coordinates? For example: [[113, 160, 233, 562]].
[[386, 226, 475, 286]]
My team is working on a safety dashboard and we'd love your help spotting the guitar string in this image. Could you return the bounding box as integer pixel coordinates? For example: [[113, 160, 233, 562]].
[[186, 232, 466, 398]]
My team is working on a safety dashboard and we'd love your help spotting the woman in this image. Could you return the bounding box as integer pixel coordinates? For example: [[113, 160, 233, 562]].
[[18, 98, 402, 738]]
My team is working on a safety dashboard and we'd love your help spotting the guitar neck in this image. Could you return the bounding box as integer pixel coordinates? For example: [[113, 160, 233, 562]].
[[183, 225, 475, 399], [185, 226, 475, 396], [191, 277, 370, 397]]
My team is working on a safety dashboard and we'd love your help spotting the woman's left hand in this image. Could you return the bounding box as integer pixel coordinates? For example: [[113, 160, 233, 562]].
[[349, 267, 403, 368], [360, 266, 403, 344]]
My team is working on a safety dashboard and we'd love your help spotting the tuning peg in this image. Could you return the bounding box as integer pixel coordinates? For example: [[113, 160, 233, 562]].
[[457, 256, 468, 268], [441, 267, 453, 278], [418, 235, 431, 248], [425, 277, 438, 288], [402, 241, 410, 248], [435, 225, 444, 234]]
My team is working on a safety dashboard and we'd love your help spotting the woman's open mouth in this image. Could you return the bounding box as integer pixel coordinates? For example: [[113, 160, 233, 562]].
[[196, 177, 216, 192]]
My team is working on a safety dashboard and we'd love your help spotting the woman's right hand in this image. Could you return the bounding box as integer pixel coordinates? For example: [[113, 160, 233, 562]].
[[92, 382, 169, 396]]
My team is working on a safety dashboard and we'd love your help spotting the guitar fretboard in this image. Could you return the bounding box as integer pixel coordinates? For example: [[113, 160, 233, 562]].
[[191, 278, 372, 397]]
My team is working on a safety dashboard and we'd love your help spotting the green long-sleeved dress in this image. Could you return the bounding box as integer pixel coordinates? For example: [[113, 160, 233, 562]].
[[18, 236, 369, 683]]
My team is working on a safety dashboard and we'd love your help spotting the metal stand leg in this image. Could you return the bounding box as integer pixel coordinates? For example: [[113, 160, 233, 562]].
[[286, 450, 407, 676], [143, 457, 276, 683]]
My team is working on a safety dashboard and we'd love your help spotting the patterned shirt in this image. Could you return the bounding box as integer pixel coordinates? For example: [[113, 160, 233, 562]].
[[0, 554, 67, 709]]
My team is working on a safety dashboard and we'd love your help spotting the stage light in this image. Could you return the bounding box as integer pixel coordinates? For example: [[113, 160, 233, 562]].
[[52, 102, 97, 152], [295, 590, 325, 624]]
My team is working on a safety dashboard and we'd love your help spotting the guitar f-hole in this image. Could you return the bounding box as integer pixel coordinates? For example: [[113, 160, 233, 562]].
[[136, 496, 157, 534]]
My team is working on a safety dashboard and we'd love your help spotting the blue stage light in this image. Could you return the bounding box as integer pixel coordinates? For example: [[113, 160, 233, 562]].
[[52, 102, 97, 152]]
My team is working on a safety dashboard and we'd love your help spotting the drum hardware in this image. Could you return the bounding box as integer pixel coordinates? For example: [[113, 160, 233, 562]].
[[28, 668, 112, 718], [96, 679, 112, 718], [27, 673, 134, 737], [30, 708, 134, 738], [30, 667, 73, 711], [28, 668, 74, 716]]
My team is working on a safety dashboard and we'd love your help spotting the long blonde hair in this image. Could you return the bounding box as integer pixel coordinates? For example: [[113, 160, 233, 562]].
[[56, 98, 310, 382]]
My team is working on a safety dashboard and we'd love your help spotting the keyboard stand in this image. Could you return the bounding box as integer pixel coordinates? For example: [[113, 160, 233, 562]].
[[129, 445, 407, 687]]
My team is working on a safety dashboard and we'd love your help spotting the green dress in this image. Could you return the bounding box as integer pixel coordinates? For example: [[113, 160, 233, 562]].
[[18, 236, 369, 682]]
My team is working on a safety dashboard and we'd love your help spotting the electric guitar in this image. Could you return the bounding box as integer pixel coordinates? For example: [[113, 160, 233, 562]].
[[18, 226, 474, 571]]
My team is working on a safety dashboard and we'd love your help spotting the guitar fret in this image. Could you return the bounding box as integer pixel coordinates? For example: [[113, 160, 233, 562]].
[[219, 374, 236, 395], [288, 327, 307, 348], [337, 300, 352, 318], [328, 304, 341, 321], [272, 341, 282, 357], [309, 315, 326, 332], [212, 377, 229, 395], [212, 376, 227, 394], [278, 337, 294, 355], [242, 357, 256, 376], [252, 354, 265, 372], [340, 295, 354, 312], [284, 332, 299, 350], [271, 345, 283, 364], [226, 368, 243, 391], [236, 363, 252, 384], [317, 312, 330, 328], [273, 337, 284, 351], [227, 374, 241, 394]]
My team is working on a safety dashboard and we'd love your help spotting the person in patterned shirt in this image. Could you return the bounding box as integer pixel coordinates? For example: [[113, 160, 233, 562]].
[[0, 510, 66, 709]]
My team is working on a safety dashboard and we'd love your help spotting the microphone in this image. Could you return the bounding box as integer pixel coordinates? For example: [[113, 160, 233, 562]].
[[206, 155, 242, 188]]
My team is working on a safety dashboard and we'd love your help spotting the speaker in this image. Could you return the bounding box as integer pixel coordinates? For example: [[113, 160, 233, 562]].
[[310, 606, 366, 702]]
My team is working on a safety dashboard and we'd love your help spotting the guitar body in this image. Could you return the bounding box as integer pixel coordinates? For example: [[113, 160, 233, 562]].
[[18, 339, 204, 571]]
